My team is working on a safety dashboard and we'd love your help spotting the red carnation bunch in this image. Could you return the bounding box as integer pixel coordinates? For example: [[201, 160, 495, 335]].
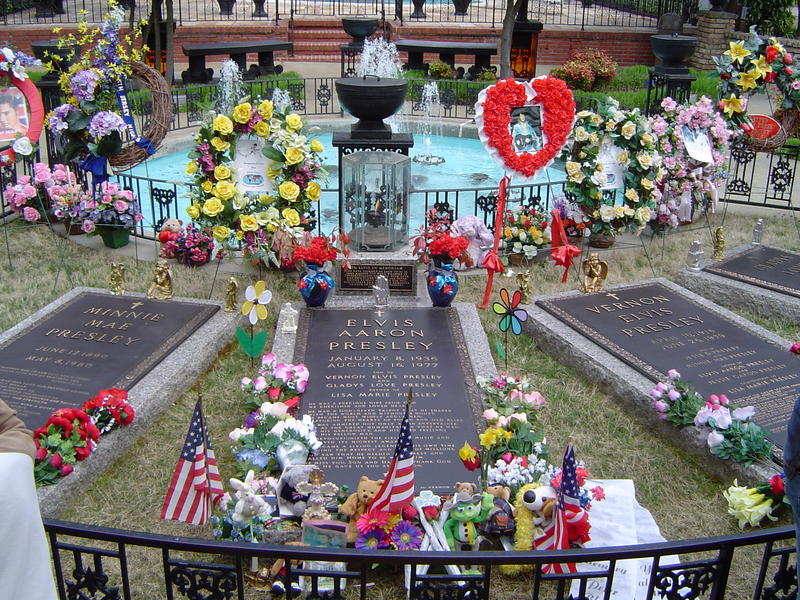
[[293, 236, 338, 265], [428, 233, 469, 261], [83, 388, 135, 434]]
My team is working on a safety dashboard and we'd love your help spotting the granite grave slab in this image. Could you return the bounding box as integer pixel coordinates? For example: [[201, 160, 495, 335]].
[[289, 305, 491, 492], [703, 245, 800, 298], [534, 279, 799, 451]]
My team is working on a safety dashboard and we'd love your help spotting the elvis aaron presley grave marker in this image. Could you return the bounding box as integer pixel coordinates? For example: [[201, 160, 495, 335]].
[[537, 281, 800, 449], [0, 291, 218, 429], [293, 307, 482, 492]]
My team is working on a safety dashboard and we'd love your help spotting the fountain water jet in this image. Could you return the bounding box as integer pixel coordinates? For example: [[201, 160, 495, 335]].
[[215, 60, 245, 115], [414, 81, 445, 166]]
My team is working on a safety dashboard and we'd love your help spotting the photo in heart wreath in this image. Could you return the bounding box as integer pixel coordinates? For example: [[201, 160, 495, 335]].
[[475, 76, 575, 180]]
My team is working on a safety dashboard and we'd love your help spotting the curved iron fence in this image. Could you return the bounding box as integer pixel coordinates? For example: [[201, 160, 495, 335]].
[[43, 518, 797, 600]]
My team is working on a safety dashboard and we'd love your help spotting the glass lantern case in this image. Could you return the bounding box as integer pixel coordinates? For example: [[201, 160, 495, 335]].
[[341, 150, 411, 252]]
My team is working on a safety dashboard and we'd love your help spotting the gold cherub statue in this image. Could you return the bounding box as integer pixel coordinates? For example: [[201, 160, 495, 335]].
[[224, 276, 239, 312], [581, 252, 608, 293], [515, 269, 532, 304], [146, 259, 174, 300], [109, 262, 126, 295], [713, 227, 725, 260]]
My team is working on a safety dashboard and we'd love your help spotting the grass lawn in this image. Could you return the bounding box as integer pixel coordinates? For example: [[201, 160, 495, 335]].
[[2, 208, 799, 598]]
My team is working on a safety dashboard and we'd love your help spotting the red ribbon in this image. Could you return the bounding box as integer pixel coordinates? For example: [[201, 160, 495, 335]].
[[479, 175, 510, 310], [549, 210, 581, 283]]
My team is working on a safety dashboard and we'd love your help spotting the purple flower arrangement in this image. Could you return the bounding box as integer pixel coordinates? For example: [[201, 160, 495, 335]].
[[2, 162, 78, 222], [160, 224, 216, 267], [78, 181, 142, 233]]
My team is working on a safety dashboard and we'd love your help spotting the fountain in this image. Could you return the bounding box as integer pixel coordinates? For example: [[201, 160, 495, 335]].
[[215, 60, 246, 115], [356, 38, 403, 79], [413, 82, 446, 166], [271, 88, 291, 112]]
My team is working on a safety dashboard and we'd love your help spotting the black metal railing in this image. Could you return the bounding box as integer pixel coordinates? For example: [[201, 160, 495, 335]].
[[43, 518, 798, 600]]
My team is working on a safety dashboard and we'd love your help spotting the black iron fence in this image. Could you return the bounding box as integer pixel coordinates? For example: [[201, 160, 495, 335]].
[[43, 518, 798, 600], [2, 0, 693, 27]]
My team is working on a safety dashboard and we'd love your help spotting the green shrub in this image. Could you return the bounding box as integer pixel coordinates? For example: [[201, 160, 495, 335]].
[[551, 60, 595, 91], [551, 48, 618, 91], [475, 67, 497, 82], [746, 0, 795, 37], [0, 0, 33, 15], [428, 59, 454, 80]]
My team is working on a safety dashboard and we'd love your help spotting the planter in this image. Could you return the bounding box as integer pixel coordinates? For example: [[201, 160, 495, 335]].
[[335, 76, 408, 139], [217, 0, 236, 15], [410, 0, 426, 18], [588, 232, 615, 248], [650, 34, 698, 73], [452, 0, 471, 16], [251, 0, 268, 16], [64, 219, 84, 236], [97, 226, 131, 249], [427, 260, 459, 307], [341, 17, 379, 47], [298, 263, 335, 307]]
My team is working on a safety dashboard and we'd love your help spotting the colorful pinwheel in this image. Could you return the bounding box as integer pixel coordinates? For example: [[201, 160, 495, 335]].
[[492, 288, 528, 335], [241, 280, 272, 325]]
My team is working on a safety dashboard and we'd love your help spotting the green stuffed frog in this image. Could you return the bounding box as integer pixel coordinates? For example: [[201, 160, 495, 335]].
[[443, 491, 494, 551]]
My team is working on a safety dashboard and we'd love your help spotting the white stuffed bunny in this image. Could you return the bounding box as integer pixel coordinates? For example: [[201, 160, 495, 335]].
[[229, 470, 269, 523]]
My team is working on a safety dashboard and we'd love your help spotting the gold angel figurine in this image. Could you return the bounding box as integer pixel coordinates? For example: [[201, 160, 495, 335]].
[[713, 227, 725, 260], [581, 253, 608, 293], [515, 269, 532, 304], [109, 262, 126, 295], [224, 276, 239, 312], [147, 259, 174, 300]]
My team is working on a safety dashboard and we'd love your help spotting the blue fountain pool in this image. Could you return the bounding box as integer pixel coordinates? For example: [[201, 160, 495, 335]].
[[122, 133, 566, 232]]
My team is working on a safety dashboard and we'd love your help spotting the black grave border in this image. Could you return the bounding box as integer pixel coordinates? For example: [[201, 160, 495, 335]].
[[703, 245, 800, 300]]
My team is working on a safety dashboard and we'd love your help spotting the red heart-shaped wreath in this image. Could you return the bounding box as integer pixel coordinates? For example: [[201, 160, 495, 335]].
[[476, 76, 575, 179]]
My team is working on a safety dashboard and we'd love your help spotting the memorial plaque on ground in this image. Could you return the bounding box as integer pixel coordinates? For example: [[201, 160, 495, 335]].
[[0, 292, 218, 428], [293, 307, 480, 491], [703, 245, 800, 298], [537, 282, 800, 448], [337, 260, 417, 295]]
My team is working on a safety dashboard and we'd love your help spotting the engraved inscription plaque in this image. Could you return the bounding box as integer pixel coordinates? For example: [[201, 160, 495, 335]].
[[537, 282, 800, 448], [0, 292, 218, 428], [704, 245, 800, 298], [294, 307, 479, 491], [337, 261, 417, 295]]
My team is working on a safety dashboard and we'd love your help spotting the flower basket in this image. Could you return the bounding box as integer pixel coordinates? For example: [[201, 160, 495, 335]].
[[64, 219, 85, 236], [588, 232, 615, 248], [97, 226, 131, 249]]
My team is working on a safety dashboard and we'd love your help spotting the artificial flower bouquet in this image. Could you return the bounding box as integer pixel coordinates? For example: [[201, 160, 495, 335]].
[[77, 180, 142, 234], [82, 388, 135, 434], [240, 353, 309, 412], [293, 235, 339, 266], [499, 204, 551, 259], [554, 197, 591, 239], [563, 99, 660, 237], [476, 373, 546, 425], [723, 474, 789, 528], [427, 232, 469, 265], [159, 223, 215, 267], [47, 167, 92, 224], [649, 368, 705, 425], [354, 508, 424, 551]]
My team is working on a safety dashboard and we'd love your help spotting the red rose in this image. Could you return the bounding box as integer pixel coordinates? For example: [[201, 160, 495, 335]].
[[786, 67, 794, 76], [284, 396, 300, 409], [769, 474, 785, 495], [720, 72, 731, 80], [402, 504, 418, 520], [49, 452, 63, 468], [75, 444, 92, 461], [423, 506, 440, 520], [268, 387, 282, 400], [35, 447, 48, 461], [576, 467, 589, 486], [33, 426, 48, 439], [785, 53, 794, 65], [83, 421, 101, 441], [766, 46, 779, 63], [60, 464, 74, 476], [49, 416, 73, 436]]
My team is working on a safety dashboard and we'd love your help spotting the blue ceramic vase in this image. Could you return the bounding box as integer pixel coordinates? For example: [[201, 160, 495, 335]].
[[298, 262, 335, 307], [426, 259, 458, 307]]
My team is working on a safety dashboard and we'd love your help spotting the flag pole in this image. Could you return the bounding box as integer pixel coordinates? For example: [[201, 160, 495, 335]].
[[406, 386, 413, 415]]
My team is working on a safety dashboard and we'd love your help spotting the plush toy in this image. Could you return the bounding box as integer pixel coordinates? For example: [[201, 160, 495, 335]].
[[442, 491, 494, 551], [479, 485, 516, 537], [229, 470, 269, 523], [158, 218, 183, 258], [338, 476, 384, 543], [454, 481, 478, 495], [276, 464, 315, 518], [500, 483, 557, 575], [450, 215, 494, 271], [268, 541, 305, 595]]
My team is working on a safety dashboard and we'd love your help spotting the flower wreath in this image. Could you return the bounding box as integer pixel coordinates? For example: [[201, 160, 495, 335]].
[[476, 76, 575, 179], [562, 98, 661, 236], [716, 28, 800, 138], [649, 96, 737, 228], [184, 101, 327, 264], [0, 47, 43, 165]]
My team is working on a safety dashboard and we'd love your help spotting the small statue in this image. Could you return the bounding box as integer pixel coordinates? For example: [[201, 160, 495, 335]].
[[109, 262, 126, 296], [281, 303, 299, 333], [752, 219, 764, 246], [686, 240, 705, 272], [224, 276, 239, 312], [372, 274, 390, 308], [146, 259, 174, 300], [580, 253, 608, 293], [295, 469, 339, 522], [515, 270, 532, 304], [713, 227, 725, 260]]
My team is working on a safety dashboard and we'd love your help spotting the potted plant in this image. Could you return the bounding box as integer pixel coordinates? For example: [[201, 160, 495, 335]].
[[161, 224, 216, 267], [77, 181, 142, 248]]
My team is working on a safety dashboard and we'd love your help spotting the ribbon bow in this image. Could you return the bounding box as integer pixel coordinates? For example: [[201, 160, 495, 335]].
[[79, 154, 109, 187], [135, 137, 156, 156], [479, 175, 510, 310], [549, 209, 581, 283]]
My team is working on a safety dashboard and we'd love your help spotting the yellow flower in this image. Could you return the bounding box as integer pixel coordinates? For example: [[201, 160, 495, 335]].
[[254, 121, 270, 137], [458, 442, 477, 463], [569, 171, 585, 184], [282, 207, 301, 226], [232, 103, 252, 124], [306, 181, 321, 201], [212, 225, 231, 241], [279, 180, 301, 202], [236, 230, 244, 240], [479, 427, 500, 448], [617, 150, 629, 164], [257, 100, 274, 119], [267, 162, 282, 180], [641, 177, 655, 190], [724, 41, 750, 65], [749, 55, 773, 79], [574, 127, 589, 142], [736, 70, 759, 92], [213, 164, 231, 180], [284, 147, 305, 165], [310, 138, 324, 153], [239, 214, 259, 231], [565, 161, 582, 177], [241, 280, 272, 325], [258, 194, 275, 205], [620, 121, 636, 139], [605, 120, 617, 131], [624, 188, 639, 203], [211, 137, 230, 153], [212, 115, 233, 135], [720, 93, 745, 116], [614, 205, 625, 218], [590, 114, 602, 125], [186, 203, 201, 219], [285, 113, 303, 131], [202, 198, 224, 217], [640, 132, 654, 146], [768, 38, 785, 54], [201, 180, 213, 193], [185, 161, 197, 175], [214, 180, 235, 200], [637, 152, 653, 169], [589, 132, 599, 145]]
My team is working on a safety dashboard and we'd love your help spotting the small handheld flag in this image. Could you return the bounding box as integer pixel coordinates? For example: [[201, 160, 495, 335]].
[[370, 388, 415, 514]]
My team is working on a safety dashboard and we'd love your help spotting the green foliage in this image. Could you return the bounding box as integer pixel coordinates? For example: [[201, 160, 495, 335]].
[[0, 0, 32, 15], [475, 67, 498, 82], [666, 386, 704, 426], [710, 421, 774, 466], [550, 48, 617, 91], [235, 327, 268, 358], [428, 59, 455, 80], [746, 0, 795, 37]]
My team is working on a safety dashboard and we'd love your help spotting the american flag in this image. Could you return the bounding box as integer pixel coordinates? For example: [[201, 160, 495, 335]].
[[535, 444, 582, 574], [160, 399, 224, 525], [370, 396, 414, 514]]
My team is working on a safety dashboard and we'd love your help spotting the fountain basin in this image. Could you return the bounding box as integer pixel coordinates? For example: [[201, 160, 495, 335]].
[[650, 34, 698, 73], [335, 76, 408, 139]]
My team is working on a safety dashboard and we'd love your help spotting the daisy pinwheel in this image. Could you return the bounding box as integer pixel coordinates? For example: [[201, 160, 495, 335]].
[[492, 288, 529, 335], [241, 280, 272, 325]]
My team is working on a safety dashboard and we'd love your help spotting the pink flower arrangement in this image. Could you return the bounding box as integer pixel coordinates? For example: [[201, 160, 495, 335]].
[[240, 352, 309, 411], [2, 162, 78, 222], [160, 224, 215, 267], [78, 181, 142, 233]]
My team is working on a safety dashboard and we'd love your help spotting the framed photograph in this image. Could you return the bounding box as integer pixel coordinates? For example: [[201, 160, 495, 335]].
[[0, 86, 30, 145], [509, 106, 545, 155], [682, 126, 713, 164], [597, 142, 624, 190], [233, 136, 274, 194]]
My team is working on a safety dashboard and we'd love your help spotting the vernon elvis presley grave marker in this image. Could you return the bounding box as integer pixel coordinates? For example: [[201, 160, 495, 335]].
[[537, 281, 800, 448], [704, 245, 800, 299], [294, 307, 480, 491], [0, 292, 218, 428]]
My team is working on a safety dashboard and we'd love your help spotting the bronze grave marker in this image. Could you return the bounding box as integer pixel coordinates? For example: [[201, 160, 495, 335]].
[[703, 245, 800, 299]]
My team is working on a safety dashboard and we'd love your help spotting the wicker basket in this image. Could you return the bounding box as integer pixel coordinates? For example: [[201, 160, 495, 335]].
[[108, 61, 173, 171]]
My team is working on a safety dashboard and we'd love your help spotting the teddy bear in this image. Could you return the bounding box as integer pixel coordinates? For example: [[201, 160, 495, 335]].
[[450, 215, 494, 271], [276, 464, 315, 518], [454, 481, 478, 495], [158, 218, 183, 258], [338, 476, 384, 543], [479, 485, 516, 538]]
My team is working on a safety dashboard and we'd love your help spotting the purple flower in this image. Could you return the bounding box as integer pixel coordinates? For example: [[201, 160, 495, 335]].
[[69, 69, 101, 101], [88, 111, 126, 141], [355, 529, 388, 550], [667, 369, 680, 379], [390, 521, 422, 550], [667, 389, 681, 402], [244, 410, 260, 428], [652, 400, 667, 413], [48, 104, 75, 134]]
